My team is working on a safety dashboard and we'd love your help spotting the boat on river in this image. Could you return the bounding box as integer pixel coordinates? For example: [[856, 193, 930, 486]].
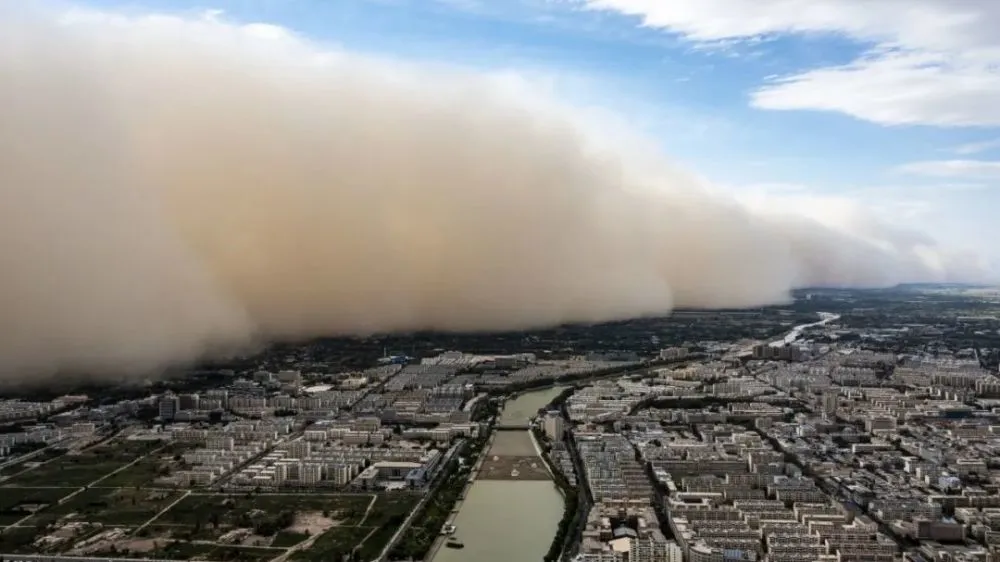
[[445, 538, 465, 549]]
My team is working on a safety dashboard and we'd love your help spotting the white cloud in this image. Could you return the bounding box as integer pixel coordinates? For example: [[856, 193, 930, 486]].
[[897, 159, 1000, 179], [583, 0, 1000, 127], [751, 52, 1000, 127], [584, 0, 962, 44], [953, 138, 1000, 155]]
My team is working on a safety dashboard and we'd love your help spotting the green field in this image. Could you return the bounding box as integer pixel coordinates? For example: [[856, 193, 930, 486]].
[[97, 441, 198, 488], [272, 530, 310, 547], [2, 439, 164, 488], [0, 487, 73, 526], [291, 493, 420, 562], [148, 492, 421, 561], [88, 541, 280, 561], [291, 526, 372, 561], [150, 493, 376, 542], [353, 494, 420, 560], [0, 524, 44, 553], [42, 487, 186, 526], [0, 448, 68, 481], [160, 543, 278, 561], [0, 491, 422, 559], [0, 435, 424, 560]]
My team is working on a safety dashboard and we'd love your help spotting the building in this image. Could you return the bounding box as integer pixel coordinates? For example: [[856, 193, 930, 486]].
[[159, 394, 179, 421], [916, 519, 965, 542], [178, 393, 200, 411], [545, 412, 565, 441], [665, 541, 684, 562], [822, 390, 839, 420], [660, 348, 689, 361]]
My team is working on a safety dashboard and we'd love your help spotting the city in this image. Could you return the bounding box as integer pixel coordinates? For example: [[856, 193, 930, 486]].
[[0, 286, 997, 562], [5, 0, 1000, 561]]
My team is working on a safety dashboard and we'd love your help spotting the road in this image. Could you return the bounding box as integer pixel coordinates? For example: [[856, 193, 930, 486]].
[[751, 425, 908, 554], [0, 430, 120, 486], [374, 440, 464, 562], [559, 393, 591, 561], [270, 494, 379, 562], [133, 490, 192, 536], [213, 434, 296, 491], [2, 440, 169, 533], [0, 439, 72, 472]]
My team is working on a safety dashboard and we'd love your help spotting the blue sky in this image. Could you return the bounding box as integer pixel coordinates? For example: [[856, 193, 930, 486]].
[[81, 0, 1000, 259]]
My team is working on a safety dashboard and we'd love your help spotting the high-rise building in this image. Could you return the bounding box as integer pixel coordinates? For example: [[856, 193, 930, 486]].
[[277, 370, 302, 386], [158, 394, 179, 421], [821, 390, 839, 420], [665, 541, 684, 562], [207, 437, 235, 451], [178, 393, 200, 411], [286, 440, 311, 459], [544, 412, 565, 441], [629, 530, 676, 562], [299, 463, 322, 485]]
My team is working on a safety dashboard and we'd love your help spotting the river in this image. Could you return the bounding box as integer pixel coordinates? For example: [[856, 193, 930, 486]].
[[771, 312, 840, 347], [431, 386, 566, 562], [499, 385, 566, 426]]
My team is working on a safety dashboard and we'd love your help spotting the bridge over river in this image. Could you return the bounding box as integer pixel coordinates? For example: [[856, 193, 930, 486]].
[[429, 387, 566, 562], [495, 422, 531, 430]]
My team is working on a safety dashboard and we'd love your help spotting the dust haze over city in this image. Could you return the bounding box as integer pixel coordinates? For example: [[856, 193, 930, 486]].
[[0, 3, 991, 383]]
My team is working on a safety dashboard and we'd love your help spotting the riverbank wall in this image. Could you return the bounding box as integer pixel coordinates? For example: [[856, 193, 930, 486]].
[[425, 386, 569, 562], [422, 430, 495, 562]]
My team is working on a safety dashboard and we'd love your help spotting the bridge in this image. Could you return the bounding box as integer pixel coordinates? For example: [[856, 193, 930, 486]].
[[496, 422, 531, 430]]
